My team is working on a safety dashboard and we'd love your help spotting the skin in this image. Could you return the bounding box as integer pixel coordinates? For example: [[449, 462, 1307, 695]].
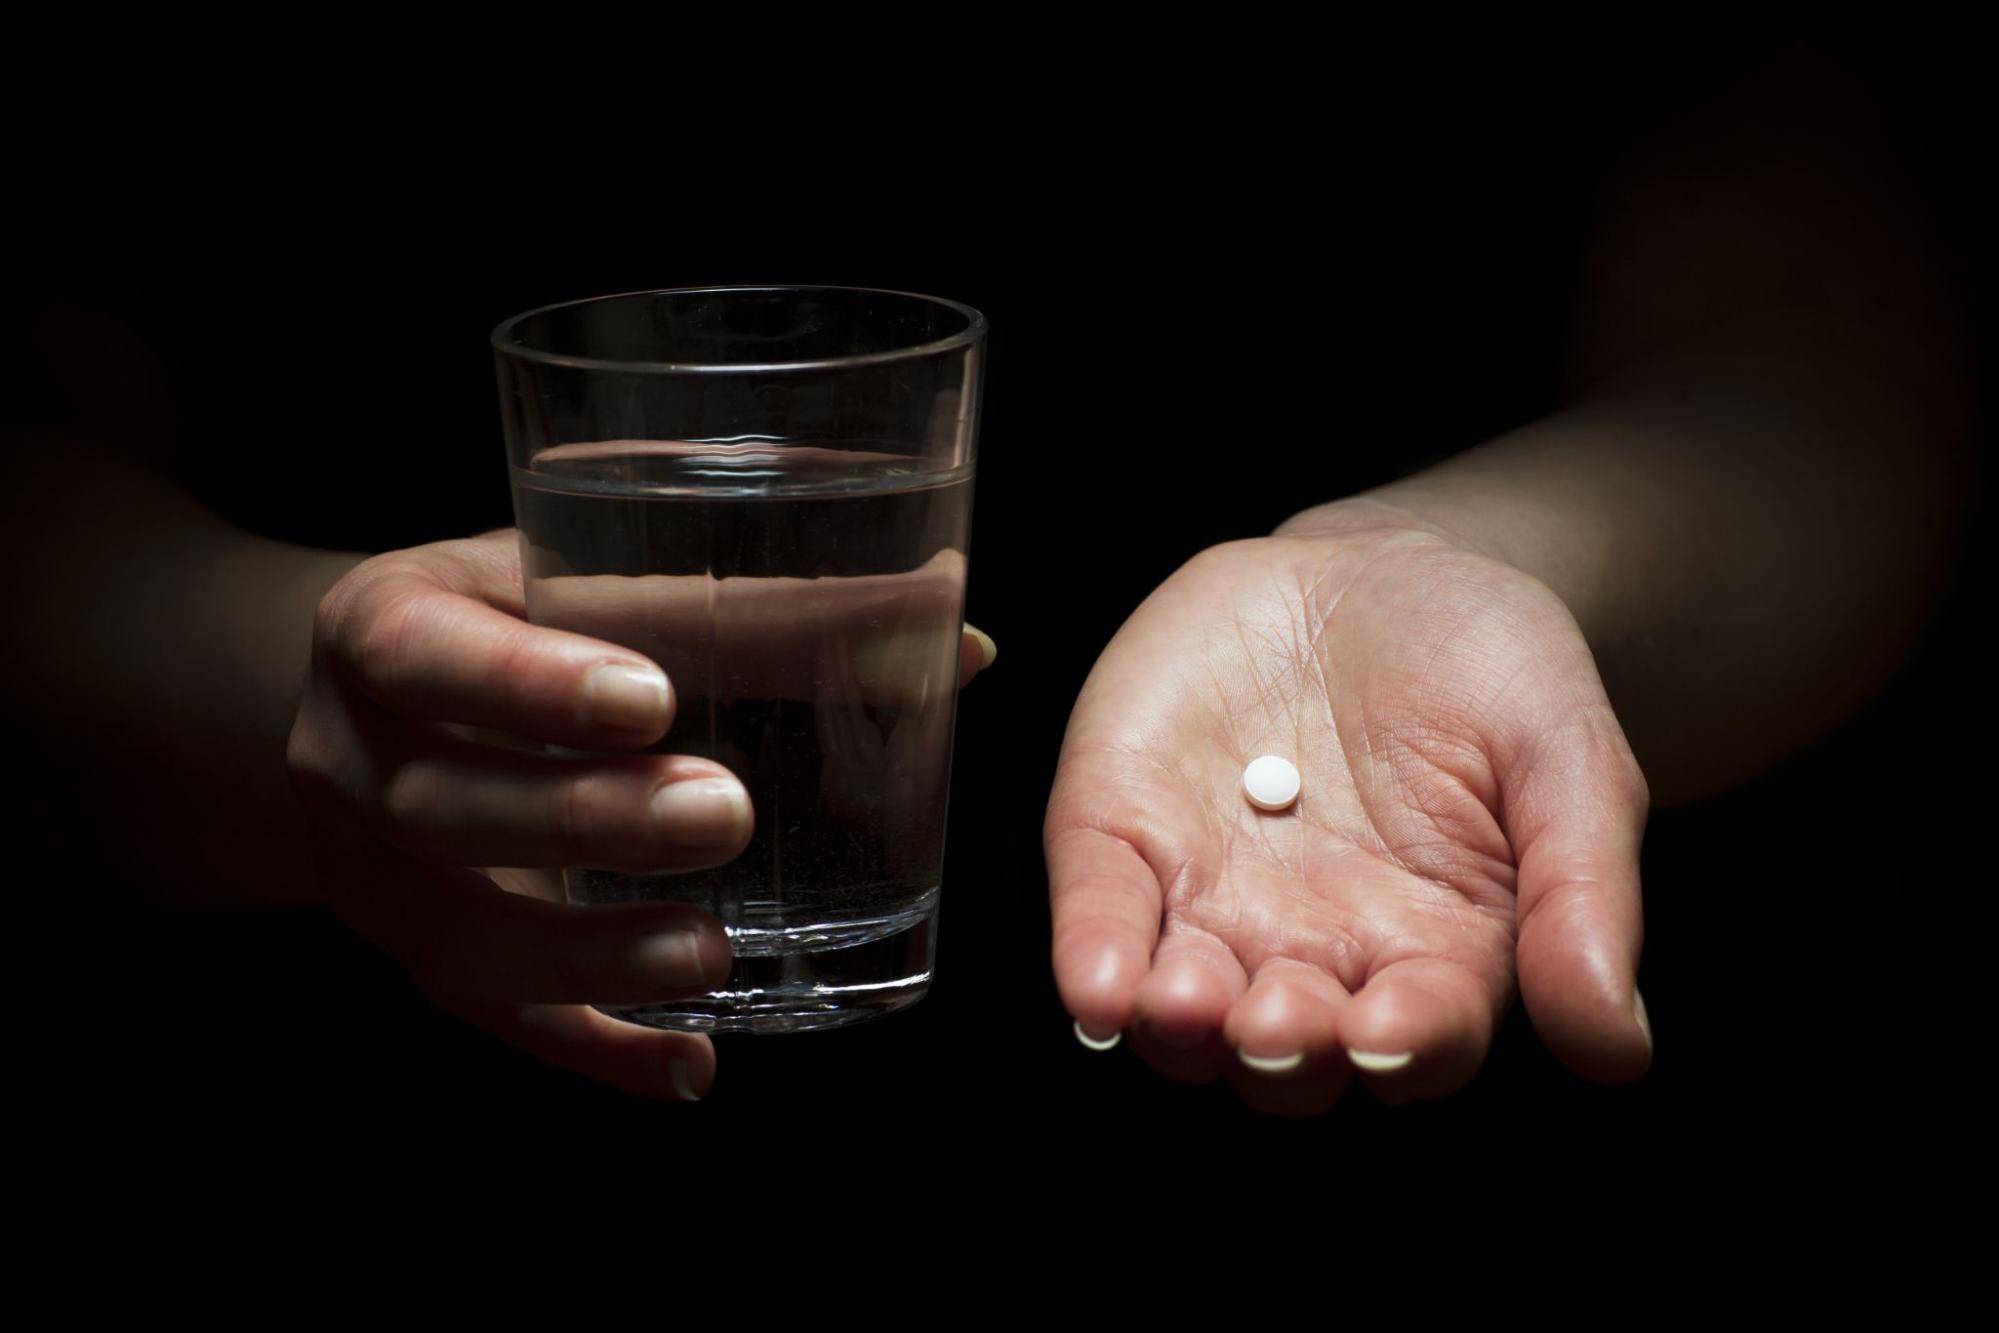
[[286, 531, 991, 1100], [1048, 517, 1649, 1112], [305, 534, 999, 1098], [1045, 20, 1977, 1110], [1, 452, 992, 1102], [3, 13, 1973, 1111]]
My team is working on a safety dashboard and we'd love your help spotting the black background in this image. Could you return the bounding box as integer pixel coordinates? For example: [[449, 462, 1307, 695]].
[[10, 10, 1987, 1194]]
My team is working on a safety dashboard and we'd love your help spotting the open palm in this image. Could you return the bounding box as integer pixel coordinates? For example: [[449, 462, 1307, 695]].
[[1046, 514, 1654, 1114]]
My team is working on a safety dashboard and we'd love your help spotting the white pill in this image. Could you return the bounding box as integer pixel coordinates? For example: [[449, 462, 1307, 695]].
[[1241, 755, 1301, 811]]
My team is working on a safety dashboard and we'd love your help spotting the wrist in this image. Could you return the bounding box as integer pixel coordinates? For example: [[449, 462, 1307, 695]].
[[1276, 484, 1624, 649], [129, 523, 365, 907], [1275, 494, 1483, 550]]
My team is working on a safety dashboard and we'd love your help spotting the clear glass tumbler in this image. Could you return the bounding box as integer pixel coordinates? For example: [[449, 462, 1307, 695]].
[[494, 286, 986, 1033]]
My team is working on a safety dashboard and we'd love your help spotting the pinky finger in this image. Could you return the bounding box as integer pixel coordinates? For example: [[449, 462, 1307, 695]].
[[958, 624, 998, 688], [443, 997, 716, 1102]]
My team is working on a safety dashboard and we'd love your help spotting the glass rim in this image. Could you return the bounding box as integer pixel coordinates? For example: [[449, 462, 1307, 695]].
[[490, 284, 988, 375]]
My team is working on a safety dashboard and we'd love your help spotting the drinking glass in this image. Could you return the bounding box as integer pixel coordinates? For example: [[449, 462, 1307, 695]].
[[494, 286, 987, 1032]]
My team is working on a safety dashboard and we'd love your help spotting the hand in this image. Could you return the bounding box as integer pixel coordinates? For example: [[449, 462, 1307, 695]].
[[1045, 504, 1652, 1114], [527, 549, 983, 845], [287, 529, 991, 1101]]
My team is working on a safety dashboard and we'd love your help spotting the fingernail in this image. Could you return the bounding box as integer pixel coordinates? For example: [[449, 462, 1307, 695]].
[[966, 623, 998, 668], [1348, 1049, 1415, 1072], [582, 662, 671, 731], [1074, 1020, 1121, 1051], [653, 777, 752, 846], [1633, 990, 1654, 1053], [629, 930, 711, 987], [668, 1059, 701, 1102], [1239, 1050, 1305, 1074]]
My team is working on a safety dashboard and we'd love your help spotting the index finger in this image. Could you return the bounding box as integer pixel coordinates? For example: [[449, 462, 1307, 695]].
[[317, 560, 677, 750], [527, 551, 983, 706]]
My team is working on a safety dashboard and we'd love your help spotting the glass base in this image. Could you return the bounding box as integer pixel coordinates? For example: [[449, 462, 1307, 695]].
[[599, 889, 938, 1034]]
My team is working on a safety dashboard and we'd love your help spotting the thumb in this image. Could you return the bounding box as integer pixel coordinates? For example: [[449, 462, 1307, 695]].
[[1504, 702, 1654, 1083]]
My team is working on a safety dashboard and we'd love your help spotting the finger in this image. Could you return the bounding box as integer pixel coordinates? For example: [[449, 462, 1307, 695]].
[[321, 564, 676, 749], [485, 866, 565, 900], [1505, 709, 1653, 1083], [430, 536, 997, 708], [1337, 957, 1499, 1103], [1223, 958, 1354, 1116], [1046, 825, 1162, 1044], [343, 858, 734, 1005], [442, 996, 717, 1102], [1128, 931, 1248, 1083], [373, 738, 753, 870], [530, 551, 969, 707], [958, 623, 998, 687]]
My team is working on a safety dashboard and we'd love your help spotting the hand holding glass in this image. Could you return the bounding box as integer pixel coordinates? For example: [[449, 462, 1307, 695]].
[[494, 287, 987, 1032]]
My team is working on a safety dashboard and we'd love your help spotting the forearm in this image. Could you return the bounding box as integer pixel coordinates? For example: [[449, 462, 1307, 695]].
[[1289, 13, 1975, 804], [5, 440, 364, 906], [1281, 307, 1976, 803]]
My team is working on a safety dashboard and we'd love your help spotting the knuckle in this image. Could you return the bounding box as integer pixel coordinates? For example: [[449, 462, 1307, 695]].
[[441, 530, 524, 593], [1517, 871, 1598, 939], [283, 701, 365, 811], [316, 555, 450, 689], [348, 582, 435, 695], [310, 581, 356, 657], [284, 678, 412, 857], [487, 621, 549, 717], [1588, 713, 1652, 818], [312, 555, 396, 653], [283, 720, 339, 798], [1619, 760, 1653, 820], [376, 757, 434, 834], [283, 713, 322, 782]]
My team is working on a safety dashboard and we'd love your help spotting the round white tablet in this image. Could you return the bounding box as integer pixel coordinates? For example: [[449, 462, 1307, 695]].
[[1242, 755, 1301, 811]]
